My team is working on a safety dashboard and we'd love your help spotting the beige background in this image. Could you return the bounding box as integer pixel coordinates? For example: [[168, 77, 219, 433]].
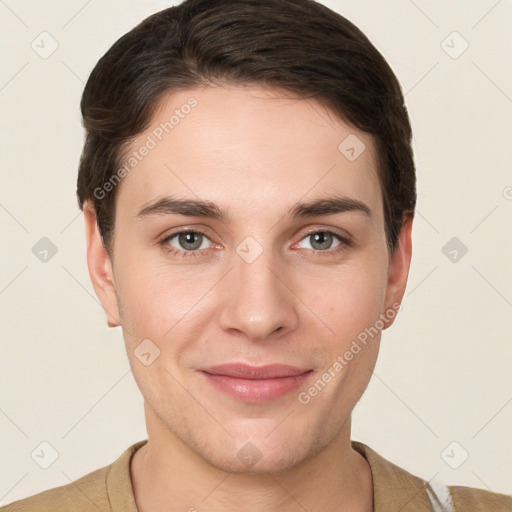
[[1, 0, 511, 504]]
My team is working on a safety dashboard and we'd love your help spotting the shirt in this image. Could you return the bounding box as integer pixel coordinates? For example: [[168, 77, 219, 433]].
[[2, 439, 511, 511]]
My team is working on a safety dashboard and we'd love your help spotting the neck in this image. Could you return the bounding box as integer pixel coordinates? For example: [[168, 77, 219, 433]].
[[131, 403, 374, 512]]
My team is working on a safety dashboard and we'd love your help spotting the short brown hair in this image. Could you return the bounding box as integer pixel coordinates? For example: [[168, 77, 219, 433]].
[[77, 0, 416, 253]]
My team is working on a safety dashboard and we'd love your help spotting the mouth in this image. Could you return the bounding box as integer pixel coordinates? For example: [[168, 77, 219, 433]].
[[197, 363, 314, 403]]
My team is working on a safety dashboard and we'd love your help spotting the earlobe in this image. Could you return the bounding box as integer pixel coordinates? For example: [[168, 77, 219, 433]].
[[83, 201, 122, 328], [383, 214, 413, 329]]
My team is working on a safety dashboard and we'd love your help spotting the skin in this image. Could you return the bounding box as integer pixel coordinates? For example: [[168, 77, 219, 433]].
[[84, 84, 413, 512]]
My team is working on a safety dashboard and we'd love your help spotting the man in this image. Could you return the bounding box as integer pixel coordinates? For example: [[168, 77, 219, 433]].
[[2, 0, 510, 511]]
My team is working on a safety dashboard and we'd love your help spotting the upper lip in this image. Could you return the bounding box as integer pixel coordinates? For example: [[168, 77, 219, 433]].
[[199, 363, 312, 380]]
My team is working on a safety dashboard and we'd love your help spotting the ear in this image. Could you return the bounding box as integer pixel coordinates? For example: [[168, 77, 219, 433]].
[[383, 213, 413, 329], [83, 201, 121, 328]]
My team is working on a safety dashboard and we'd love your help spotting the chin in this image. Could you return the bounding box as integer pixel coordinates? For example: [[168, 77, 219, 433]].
[[206, 448, 307, 475], [187, 427, 322, 475]]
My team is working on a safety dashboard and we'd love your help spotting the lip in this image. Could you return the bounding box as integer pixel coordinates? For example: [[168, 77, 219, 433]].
[[198, 363, 313, 403]]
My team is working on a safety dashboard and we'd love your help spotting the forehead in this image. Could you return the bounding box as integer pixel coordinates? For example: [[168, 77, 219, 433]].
[[115, 85, 383, 221]]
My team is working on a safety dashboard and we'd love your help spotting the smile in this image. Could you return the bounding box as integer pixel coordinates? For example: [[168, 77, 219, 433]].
[[198, 363, 314, 403]]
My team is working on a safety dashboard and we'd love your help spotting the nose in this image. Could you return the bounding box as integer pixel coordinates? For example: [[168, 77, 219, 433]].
[[217, 249, 300, 343]]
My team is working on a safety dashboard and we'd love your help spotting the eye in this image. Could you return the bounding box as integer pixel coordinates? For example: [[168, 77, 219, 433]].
[[296, 230, 348, 252], [162, 231, 213, 253]]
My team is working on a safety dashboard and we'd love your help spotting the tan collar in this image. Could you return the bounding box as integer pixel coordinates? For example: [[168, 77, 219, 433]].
[[106, 439, 147, 511], [352, 441, 433, 511], [107, 439, 433, 512]]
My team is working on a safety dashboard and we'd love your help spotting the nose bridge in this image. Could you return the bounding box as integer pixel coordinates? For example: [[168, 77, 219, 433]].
[[218, 241, 298, 341]]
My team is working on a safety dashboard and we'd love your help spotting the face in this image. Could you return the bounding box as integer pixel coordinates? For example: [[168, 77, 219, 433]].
[[85, 85, 411, 474]]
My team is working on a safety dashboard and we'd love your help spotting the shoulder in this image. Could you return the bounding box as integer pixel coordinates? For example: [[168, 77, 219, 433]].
[[449, 484, 512, 511], [0, 440, 146, 512], [352, 440, 512, 511], [0, 466, 110, 512]]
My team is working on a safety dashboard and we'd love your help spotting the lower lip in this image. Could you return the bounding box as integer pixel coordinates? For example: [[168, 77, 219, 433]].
[[200, 371, 313, 403]]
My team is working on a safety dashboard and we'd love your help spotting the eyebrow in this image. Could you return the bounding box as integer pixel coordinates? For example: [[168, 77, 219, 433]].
[[136, 194, 372, 220]]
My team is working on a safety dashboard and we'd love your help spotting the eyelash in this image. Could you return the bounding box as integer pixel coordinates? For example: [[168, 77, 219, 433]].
[[158, 229, 351, 259]]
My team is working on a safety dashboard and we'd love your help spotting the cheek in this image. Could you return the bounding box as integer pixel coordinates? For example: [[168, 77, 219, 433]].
[[299, 260, 388, 340], [115, 255, 218, 343], [303, 265, 386, 401]]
